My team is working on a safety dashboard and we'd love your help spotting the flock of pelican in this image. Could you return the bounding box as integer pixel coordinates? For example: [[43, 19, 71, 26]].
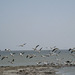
[[0, 43, 75, 66]]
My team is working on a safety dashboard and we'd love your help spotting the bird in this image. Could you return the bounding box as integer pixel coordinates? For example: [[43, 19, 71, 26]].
[[68, 48, 73, 51], [1, 56, 8, 60], [32, 45, 39, 51], [8, 59, 15, 64], [52, 48, 59, 52], [71, 50, 75, 53], [36, 45, 39, 48], [10, 53, 15, 57], [68, 47, 75, 51], [5, 49, 10, 51], [36, 47, 43, 52], [65, 60, 72, 65], [50, 46, 59, 52], [36, 61, 42, 65], [19, 43, 26, 47], [26, 54, 36, 59], [19, 52, 24, 56], [39, 47, 43, 52]]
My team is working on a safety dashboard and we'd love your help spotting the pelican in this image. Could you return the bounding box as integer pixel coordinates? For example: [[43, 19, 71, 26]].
[[1, 56, 8, 60], [5, 49, 10, 51], [8, 59, 14, 64], [68, 48, 73, 51], [10, 53, 15, 57], [68, 47, 75, 51], [26, 54, 36, 59], [36, 61, 42, 65], [19, 52, 24, 56], [52, 48, 59, 52], [19, 43, 26, 47], [38, 47, 43, 52], [32, 45, 39, 51], [64, 60, 72, 65], [50, 46, 59, 52], [71, 50, 75, 53], [36, 47, 43, 52]]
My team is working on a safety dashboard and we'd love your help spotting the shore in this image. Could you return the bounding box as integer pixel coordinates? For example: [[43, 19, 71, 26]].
[[0, 64, 75, 75], [0, 65, 61, 75]]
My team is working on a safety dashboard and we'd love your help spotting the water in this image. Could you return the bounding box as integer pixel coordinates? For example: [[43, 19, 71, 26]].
[[56, 67, 75, 75], [0, 50, 75, 75]]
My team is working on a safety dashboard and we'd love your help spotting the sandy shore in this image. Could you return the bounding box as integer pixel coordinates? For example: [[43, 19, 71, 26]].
[[0, 65, 61, 75], [0, 64, 75, 75]]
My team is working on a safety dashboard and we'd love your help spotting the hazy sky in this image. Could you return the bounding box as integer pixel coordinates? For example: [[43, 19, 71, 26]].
[[0, 0, 75, 50]]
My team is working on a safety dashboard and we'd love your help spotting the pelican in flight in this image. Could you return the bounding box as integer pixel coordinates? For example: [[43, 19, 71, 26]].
[[19, 52, 24, 56], [5, 49, 10, 51], [37, 47, 43, 52], [32, 45, 39, 51], [71, 50, 75, 53], [10, 53, 15, 57], [69, 47, 75, 51], [8, 59, 15, 64], [52, 48, 59, 52], [19, 43, 27, 47], [1, 56, 8, 60]]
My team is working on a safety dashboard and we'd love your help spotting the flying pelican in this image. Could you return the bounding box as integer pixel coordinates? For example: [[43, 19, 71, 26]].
[[32, 45, 39, 51], [36, 61, 42, 65], [5, 49, 10, 51], [68, 48, 73, 51], [26, 54, 36, 59], [52, 47, 59, 52], [38, 47, 43, 52], [64, 60, 72, 65], [10, 53, 15, 57], [19, 52, 24, 56], [71, 50, 75, 53], [19, 43, 27, 47], [8, 59, 14, 64], [36, 47, 43, 52], [68, 47, 75, 51], [1, 56, 8, 60]]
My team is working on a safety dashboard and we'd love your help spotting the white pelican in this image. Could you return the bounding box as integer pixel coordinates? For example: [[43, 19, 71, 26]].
[[19, 43, 26, 47], [32, 45, 39, 51], [8, 59, 14, 64], [1, 56, 8, 60]]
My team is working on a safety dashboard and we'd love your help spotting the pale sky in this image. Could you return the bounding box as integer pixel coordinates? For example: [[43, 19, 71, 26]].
[[0, 0, 75, 50]]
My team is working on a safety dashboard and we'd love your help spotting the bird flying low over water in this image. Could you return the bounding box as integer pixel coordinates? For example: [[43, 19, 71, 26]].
[[71, 50, 75, 53], [50, 46, 59, 52], [37, 47, 43, 52], [52, 48, 59, 52], [32, 45, 40, 51], [10, 53, 15, 57], [1, 56, 8, 60], [5, 49, 10, 51], [8, 59, 15, 64], [69, 47, 75, 50], [19, 43, 27, 47], [19, 52, 24, 56]]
